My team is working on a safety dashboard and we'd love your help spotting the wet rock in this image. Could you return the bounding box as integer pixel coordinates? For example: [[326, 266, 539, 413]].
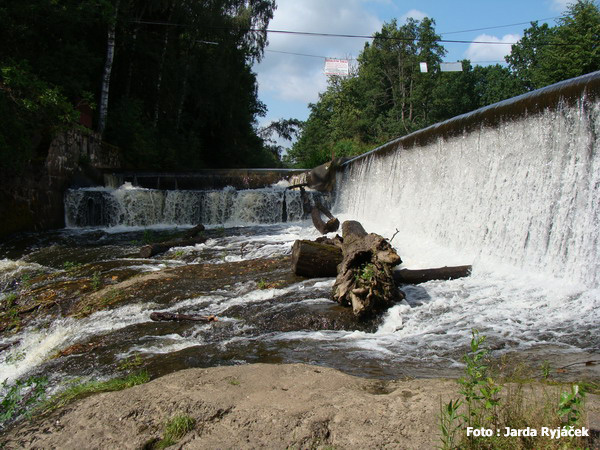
[[55, 342, 102, 358], [247, 302, 378, 333]]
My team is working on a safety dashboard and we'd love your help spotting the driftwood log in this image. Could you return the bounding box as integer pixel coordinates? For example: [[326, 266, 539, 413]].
[[394, 266, 472, 284], [150, 312, 217, 322], [310, 201, 340, 234], [291, 237, 343, 277], [140, 236, 207, 258], [291, 238, 472, 284], [332, 221, 402, 318]]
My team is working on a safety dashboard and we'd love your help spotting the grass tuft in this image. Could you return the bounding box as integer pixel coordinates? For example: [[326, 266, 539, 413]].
[[154, 414, 196, 449], [40, 371, 150, 415]]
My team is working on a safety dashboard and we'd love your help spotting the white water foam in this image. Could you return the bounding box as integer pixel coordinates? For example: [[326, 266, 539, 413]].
[[64, 185, 326, 228], [0, 303, 159, 383], [335, 102, 600, 287], [0, 259, 51, 287], [327, 96, 600, 364]]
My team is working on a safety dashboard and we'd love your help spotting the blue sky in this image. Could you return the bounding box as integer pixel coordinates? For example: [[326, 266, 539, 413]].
[[254, 0, 573, 131]]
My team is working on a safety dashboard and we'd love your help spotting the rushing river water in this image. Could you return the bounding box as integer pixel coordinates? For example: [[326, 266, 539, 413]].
[[2, 74, 600, 407], [1, 216, 599, 393]]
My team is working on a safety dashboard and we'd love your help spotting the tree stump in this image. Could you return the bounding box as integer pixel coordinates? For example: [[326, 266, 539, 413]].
[[332, 221, 402, 318]]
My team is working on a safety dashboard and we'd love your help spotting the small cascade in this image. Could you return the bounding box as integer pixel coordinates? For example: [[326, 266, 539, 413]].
[[64, 184, 326, 228]]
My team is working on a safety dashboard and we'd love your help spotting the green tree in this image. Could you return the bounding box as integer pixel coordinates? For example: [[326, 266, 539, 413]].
[[289, 17, 447, 168], [506, 0, 600, 89], [0, 0, 278, 173], [472, 64, 525, 107]]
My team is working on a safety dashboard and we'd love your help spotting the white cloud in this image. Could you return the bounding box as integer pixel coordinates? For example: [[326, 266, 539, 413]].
[[254, 0, 382, 114], [401, 9, 428, 22], [549, 0, 572, 12], [258, 61, 327, 104], [464, 33, 521, 63]]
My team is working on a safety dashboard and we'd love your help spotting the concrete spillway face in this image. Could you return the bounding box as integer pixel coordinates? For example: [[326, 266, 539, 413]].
[[64, 185, 327, 227], [335, 71, 600, 288]]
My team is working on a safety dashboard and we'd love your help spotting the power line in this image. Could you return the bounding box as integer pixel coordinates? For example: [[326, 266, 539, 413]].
[[257, 28, 577, 46], [128, 20, 579, 47], [439, 17, 560, 35], [265, 49, 331, 59], [258, 28, 522, 45]]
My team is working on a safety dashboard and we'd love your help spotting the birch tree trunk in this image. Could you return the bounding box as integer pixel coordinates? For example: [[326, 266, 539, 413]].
[[98, 0, 120, 136]]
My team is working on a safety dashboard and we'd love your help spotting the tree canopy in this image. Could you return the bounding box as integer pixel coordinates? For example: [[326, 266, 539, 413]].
[[0, 0, 279, 174], [288, 0, 600, 168]]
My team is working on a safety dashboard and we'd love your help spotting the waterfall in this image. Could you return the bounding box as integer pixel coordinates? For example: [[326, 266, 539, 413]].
[[65, 184, 324, 228], [335, 73, 600, 287]]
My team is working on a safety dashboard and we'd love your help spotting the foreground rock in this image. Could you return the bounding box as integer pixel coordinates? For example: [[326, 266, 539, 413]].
[[3, 364, 458, 449]]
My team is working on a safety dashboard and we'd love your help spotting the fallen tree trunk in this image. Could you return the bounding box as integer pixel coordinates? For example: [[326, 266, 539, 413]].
[[291, 239, 342, 277], [140, 236, 207, 258], [394, 265, 472, 285], [333, 221, 402, 318], [291, 238, 472, 285], [310, 201, 340, 234], [150, 312, 217, 322]]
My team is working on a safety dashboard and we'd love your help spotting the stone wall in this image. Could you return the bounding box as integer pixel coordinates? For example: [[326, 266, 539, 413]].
[[0, 129, 120, 238]]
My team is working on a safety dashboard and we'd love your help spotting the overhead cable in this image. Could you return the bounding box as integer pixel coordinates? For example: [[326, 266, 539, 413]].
[[128, 18, 580, 47], [439, 17, 560, 35]]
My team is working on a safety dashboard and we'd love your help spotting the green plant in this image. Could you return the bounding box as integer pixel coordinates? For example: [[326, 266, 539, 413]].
[[355, 263, 376, 284], [62, 261, 82, 272], [172, 250, 185, 259], [91, 271, 102, 291], [557, 384, 586, 428], [41, 371, 149, 415], [439, 332, 592, 449], [257, 278, 268, 289], [2, 293, 17, 310], [1, 294, 22, 330], [540, 360, 552, 380], [20, 273, 32, 288], [154, 414, 196, 449], [0, 376, 48, 424], [439, 398, 462, 450], [117, 354, 143, 371], [458, 330, 502, 431]]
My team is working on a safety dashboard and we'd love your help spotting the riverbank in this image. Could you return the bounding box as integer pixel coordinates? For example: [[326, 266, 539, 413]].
[[2, 363, 599, 449], [0, 363, 461, 449]]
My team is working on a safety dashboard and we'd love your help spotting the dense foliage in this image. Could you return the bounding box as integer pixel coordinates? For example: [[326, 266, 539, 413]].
[[287, 0, 600, 168], [0, 0, 278, 174]]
